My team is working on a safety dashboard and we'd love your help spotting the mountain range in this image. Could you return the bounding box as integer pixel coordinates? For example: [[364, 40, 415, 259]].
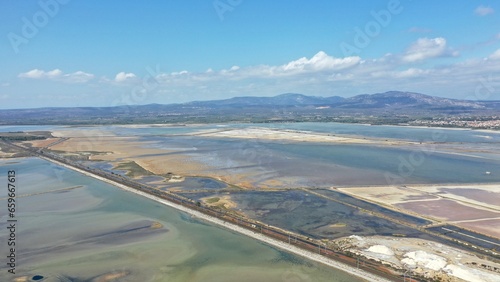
[[2, 91, 499, 125], [185, 91, 491, 109]]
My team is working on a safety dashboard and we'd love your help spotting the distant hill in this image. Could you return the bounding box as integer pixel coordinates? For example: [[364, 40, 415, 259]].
[[1, 91, 499, 125], [185, 93, 345, 107], [340, 91, 485, 110], [183, 91, 493, 111]]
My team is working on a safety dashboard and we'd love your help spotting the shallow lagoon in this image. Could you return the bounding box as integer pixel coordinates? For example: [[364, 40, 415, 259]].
[[5, 122, 500, 143], [2, 123, 499, 280], [162, 177, 229, 191], [258, 122, 500, 143], [0, 158, 364, 282], [142, 135, 500, 187], [3, 123, 500, 187]]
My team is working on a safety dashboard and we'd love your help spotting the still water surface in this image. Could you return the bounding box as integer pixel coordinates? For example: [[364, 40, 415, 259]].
[[0, 158, 364, 282]]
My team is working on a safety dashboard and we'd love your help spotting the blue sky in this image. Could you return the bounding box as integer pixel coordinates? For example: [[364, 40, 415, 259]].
[[1, 0, 499, 109]]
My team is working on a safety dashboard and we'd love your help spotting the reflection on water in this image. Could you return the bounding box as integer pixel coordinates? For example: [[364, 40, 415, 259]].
[[162, 177, 228, 192], [0, 158, 364, 282]]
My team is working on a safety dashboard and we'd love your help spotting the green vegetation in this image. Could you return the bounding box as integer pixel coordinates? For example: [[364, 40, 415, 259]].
[[114, 161, 153, 178], [392, 233, 407, 237], [206, 197, 220, 204], [47, 150, 109, 161], [0, 131, 52, 141]]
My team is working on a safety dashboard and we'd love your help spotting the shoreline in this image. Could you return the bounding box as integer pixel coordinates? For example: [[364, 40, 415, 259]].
[[375, 124, 500, 133], [39, 156, 392, 282], [1, 122, 499, 134]]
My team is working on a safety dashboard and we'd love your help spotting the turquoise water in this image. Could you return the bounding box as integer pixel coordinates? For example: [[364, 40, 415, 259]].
[[0, 158, 364, 282], [0, 125, 67, 132]]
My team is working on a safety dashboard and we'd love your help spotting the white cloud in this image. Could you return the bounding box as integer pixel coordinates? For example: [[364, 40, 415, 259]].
[[174, 70, 189, 75], [18, 69, 45, 79], [20, 47, 500, 105], [147, 47, 500, 101], [154, 51, 361, 83], [474, 5, 494, 16], [394, 68, 431, 78], [280, 51, 360, 73], [46, 69, 63, 78], [114, 72, 137, 82], [489, 49, 500, 60], [64, 71, 95, 83], [220, 66, 240, 75], [327, 73, 354, 81], [401, 37, 457, 63], [18, 69, 94, 83]]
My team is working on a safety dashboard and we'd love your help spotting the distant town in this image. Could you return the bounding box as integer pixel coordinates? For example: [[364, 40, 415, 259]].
[[409, 116, 500, 130]]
